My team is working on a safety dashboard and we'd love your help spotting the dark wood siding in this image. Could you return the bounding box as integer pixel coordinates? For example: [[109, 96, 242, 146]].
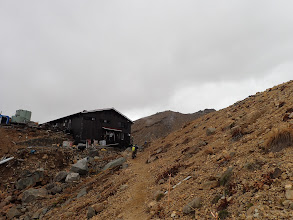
[[46, 109, 132, 147]]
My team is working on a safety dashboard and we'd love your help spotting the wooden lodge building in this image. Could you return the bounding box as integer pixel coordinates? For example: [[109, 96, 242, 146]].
[[44, 108, 133, 147]]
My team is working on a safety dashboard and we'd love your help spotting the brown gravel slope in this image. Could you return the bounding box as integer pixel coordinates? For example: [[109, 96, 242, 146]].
[[93, 80, 293, 219], [2, 80, 293, 220]]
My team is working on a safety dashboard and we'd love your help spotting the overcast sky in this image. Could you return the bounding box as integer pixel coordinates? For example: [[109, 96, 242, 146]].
[[0, 1, 292, 123]]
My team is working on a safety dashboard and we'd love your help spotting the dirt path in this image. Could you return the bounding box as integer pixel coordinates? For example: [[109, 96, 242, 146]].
[[121, 153, 153, 220]]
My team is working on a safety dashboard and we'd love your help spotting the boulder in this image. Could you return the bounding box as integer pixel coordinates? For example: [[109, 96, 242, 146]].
[[7, 206, 22, 219], [122, 163, 129, 169], [206, 127, 216, 136], [87, 206, 96, 219], [22, 188, 48, 203], [88, 148, 99, 158], [65, 173, 80, 183], [54, 171, 68, 182], [119, 184, 128, 191], [158, 179, 165, 184], [183, 197, 202, 214], [77, 188, 87, 198], [50, 185, 63, 195], [202, 180, 219, 189], [282, 200, 293, 209], [92, 203, 104, 213], [16, 170, 44, 190], [271, 168, 282, 179], [154, 190, 165, 201], [46, 182, 57, 190], [125, 147, 132, 152], [71, 158, 89, 175], [32, 209, 42, 219], [146, 156, 158, 164], [102, 157, 126, 171], [156, 148, 163, 154], [219, 167, 233, 186], [285, 190, 293, 200]]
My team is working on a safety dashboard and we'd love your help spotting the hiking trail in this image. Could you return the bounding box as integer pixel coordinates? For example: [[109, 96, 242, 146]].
[[121, 152, 153, 220]]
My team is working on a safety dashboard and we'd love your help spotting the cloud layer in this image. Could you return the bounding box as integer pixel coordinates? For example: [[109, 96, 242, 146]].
[[1, 1, 293, 122]]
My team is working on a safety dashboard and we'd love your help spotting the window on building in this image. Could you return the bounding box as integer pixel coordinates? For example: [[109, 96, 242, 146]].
[[84, 116, 96, 121], [118, 122, 126, 128]]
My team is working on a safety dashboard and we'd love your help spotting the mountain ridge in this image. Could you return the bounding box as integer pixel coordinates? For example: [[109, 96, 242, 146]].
[[132, 109, 215, 146]]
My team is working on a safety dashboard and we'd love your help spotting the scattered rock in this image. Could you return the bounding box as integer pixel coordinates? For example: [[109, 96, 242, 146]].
[[206, 127, 216, 136], [125, 147, 132, 152], [282, 200, 293, 209], [156, 148, 163, 154], [77, 188, 87, 198], [63, 212, 74, 218], [202, 180, 219, 189], [158, 179, 165, 184], [146, 155, 158, 164], [50, 185, 63, 195], [268, 152, 274, 158], [285, 184, 292, 190], [271, 168, 282, 179], [171, 211, 177, 218], [154, 190, 165, 201], [246, 205, 260, 218], [207, 146, 217, 155], [148, 201, 157, 209], [32, 209, 42, 219], [46, 182, 57, 190], [88, 148, 99, 158], [16, 170, 44, 190], [23, 215, 31, 220], [92, 203, 104, 213], [219, 167, 233, 186], [65, 173, 80, 183], [54, 171, 68, 182], [71, 158, 89, 175], [4, 196, 13, 205], [42, 207, 49, 215], [122, 163, 129, 169], [22, 188, 48, 203], [281, 173, 288, 180], [198, 141, 208, 147], [182, 197, 202, 214], [119, 184, 128, 191], [102, 157, 126, 171], [285, 190, 293, 200], [6, 206, 22, 219], [87, 206, 96, 219]]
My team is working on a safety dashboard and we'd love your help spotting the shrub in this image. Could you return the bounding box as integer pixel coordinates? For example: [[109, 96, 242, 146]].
[[231, 126, 243, 141], [218, 209, 229, 219], [211, 195, 222, 204], [265, 126, 293, 152]]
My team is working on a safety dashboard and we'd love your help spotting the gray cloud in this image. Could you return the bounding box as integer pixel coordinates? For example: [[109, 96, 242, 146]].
[[1, 1, 293, 122]]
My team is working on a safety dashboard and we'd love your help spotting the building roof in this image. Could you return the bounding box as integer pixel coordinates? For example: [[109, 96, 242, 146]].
[[45, 108, 133, 124]]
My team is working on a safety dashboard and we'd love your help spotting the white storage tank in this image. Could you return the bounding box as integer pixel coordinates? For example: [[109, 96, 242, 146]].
[[11, 109, 32, 123]]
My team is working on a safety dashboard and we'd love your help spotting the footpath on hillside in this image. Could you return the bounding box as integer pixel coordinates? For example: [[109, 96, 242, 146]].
[[120, 151, 153, 220]]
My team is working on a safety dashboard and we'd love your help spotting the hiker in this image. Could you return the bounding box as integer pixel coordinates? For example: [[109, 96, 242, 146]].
[[132, 144, 138, 159]]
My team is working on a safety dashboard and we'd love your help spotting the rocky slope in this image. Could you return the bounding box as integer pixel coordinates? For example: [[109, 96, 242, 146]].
[[1, 80, 293, 220], [132, 109, 215, 146]]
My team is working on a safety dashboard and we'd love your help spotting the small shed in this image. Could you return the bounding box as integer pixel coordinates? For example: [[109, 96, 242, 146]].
[[0, 114, 10, 125], [44, 108, 133, 147]]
